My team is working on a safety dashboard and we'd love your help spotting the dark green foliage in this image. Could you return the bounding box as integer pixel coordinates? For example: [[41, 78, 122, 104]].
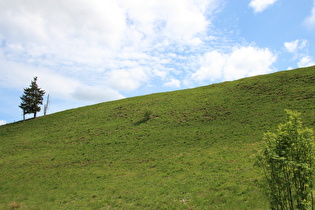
[[0, 66, 314, 209], [257, 110, 315, 210], [19, 77, 45, 120], [143, 110, 152, 121], [135, 110, 152, 125]]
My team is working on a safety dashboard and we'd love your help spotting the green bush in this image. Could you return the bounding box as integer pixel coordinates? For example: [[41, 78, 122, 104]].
[[257, 110, 315, 209], [134, 110, 152, 125], [143, 110, 152, 121]]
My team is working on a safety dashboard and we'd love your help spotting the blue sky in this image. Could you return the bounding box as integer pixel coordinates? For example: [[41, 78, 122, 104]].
[[0, 0, 315, 125]]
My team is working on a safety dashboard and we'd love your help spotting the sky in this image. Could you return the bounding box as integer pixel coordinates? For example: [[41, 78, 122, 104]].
[[0, 0, 315, 125]]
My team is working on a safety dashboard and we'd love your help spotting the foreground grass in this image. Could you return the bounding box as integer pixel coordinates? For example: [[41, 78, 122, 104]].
[[0, 66, 314, 209]]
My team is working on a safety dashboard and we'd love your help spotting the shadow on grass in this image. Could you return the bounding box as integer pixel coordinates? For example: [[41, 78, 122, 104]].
[[134, 110, 152, 125]]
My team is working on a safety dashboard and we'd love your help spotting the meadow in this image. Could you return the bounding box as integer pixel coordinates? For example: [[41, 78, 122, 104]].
[[0, 66, 314, 209]]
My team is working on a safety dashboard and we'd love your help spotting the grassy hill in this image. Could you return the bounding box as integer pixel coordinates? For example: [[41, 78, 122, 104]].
[[0, 66, 314, 209]]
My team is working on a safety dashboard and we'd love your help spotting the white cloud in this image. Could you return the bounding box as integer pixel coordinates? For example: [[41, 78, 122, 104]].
[[107, 68, 149, 92], [284, 39, 308, 54], [0, 120, 6, 126], [298, 56, 315, 68], [0, 0, 127, 65], [305, 0, 315, 29], [119, 0, 217, 44], [249, 0, 278, 13], [72, 85, 125, 103], [284, 39, 314, 68], [224, 46, 276, 80], [192, 51, 226, 82], [0, 58, 79, 98], [192, 45, 277, 82], [284, 40, 298, 53], [0, 0, 218, 66], [163, 78, 181, 88]]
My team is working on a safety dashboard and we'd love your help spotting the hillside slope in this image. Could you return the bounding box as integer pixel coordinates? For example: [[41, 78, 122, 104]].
[[0, 66, 314, 209]]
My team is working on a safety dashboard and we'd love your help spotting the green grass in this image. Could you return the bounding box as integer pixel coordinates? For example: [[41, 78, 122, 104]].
[[0, 66, 314, 209]]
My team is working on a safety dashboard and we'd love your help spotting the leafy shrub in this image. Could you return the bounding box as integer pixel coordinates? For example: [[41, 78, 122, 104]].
[[143, 110, 152, 121], [135, 110, 152, 125], [257, 110, 315, 209]]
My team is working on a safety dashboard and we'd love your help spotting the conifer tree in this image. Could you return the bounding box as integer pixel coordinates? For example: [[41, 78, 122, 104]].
[[19, 77, 45, 120]]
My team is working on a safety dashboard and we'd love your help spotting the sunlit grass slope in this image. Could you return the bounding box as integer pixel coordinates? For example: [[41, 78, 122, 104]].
[[1, 66, 314, 209]]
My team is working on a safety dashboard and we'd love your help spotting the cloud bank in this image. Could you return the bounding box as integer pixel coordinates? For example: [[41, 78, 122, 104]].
[[0, 0, 222, 104]]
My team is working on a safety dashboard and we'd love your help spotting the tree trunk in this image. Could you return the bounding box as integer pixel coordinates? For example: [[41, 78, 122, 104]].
[[34, 112, 37, 119]]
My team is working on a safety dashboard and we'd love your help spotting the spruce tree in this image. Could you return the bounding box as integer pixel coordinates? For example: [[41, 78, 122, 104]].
[[19, 77, 45, 120]]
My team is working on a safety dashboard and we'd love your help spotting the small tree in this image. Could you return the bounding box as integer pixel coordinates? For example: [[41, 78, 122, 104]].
[[257, 110, 315, 210], [19, 77, 45, 120]]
